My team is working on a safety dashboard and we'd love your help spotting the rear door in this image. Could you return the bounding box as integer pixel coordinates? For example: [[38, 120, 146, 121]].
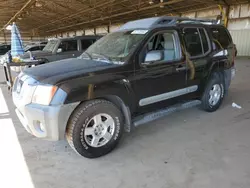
[[181, 27, 211, 96]]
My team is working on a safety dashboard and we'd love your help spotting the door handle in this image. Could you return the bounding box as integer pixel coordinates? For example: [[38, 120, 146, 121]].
[[176, 66, 186, 72]]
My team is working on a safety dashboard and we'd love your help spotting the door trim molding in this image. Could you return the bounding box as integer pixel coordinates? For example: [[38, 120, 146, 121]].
[[139, 85, 198, 106]]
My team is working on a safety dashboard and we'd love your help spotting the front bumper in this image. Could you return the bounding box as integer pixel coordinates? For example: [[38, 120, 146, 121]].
[[14, 102, 79, 141], [12, 72, 80, 141]]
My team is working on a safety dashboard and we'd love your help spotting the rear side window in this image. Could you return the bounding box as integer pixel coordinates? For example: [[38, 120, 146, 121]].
[[183, 28, 203, 57], [210, 27, 231, 49], [183, 28, 210, 57], [81, 39, 96, 50], [59, 40, 78, 52]]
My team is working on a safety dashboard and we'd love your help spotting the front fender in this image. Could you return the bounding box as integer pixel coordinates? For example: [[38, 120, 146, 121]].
[[58, 74, 136, 113]]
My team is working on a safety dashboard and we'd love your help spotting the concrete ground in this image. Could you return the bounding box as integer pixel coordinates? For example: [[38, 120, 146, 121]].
[[0, 58, 250, 188]]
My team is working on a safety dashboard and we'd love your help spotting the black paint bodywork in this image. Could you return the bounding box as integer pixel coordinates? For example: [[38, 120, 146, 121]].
[[23, 23, 234, 117]]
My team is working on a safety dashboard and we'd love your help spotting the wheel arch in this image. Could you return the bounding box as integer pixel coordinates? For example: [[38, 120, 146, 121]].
[[200, 60, 226, 94], [64, 95, 132, 139], [99, 95, 132, 132]]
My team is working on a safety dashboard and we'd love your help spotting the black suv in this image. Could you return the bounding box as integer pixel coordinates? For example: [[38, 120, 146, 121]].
[[13, 17, 235, 158]]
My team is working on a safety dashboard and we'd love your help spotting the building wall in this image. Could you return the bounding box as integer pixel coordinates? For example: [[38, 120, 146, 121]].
[[0, 32, 46, 45], [54, 4, 249, 56], [182, 3, 250, 56]]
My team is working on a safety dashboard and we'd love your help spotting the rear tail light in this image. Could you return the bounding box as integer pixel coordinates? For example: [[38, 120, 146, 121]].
[[232, 45, 235, 66]]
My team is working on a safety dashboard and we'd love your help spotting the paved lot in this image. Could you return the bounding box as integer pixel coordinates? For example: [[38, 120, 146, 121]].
[[1, 58, 250, 188]]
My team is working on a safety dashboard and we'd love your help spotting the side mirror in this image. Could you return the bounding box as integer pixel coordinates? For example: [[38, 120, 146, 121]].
[[144, 50, 163, 64], [57, 48, 62, 53]]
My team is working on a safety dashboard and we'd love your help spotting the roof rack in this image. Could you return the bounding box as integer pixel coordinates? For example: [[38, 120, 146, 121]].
[[118, 16, 219, 31], [155, 16, 219, 26]]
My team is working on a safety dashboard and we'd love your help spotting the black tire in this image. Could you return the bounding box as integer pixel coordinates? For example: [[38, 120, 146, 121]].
[[66, 99, 124, 158], [201, 72, 225, 112]]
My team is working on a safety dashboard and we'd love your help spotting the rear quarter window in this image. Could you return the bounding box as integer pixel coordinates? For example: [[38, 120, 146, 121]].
[[210, 27, 232, 49]]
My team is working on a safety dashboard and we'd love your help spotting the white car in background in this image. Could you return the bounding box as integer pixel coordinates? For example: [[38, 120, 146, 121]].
[[0, 43, 46, 65]]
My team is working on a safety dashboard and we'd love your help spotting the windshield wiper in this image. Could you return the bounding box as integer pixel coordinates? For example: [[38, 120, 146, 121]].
[[92, 53, 113, 63]]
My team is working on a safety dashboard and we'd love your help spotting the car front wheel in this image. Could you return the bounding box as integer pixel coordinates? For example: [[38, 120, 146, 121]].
[[66, 99, 124, 158]]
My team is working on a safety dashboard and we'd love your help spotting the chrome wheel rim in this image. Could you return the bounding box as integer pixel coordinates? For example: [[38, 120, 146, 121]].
[[84, 113, 115, 148], [209, 84, 222, 106]]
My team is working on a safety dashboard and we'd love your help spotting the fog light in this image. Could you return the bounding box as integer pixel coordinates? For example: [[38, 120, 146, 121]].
[[39, 122, 45, 132], [34, 120, 45, 132]]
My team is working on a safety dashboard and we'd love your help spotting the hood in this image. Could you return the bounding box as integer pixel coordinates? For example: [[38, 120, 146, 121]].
[[23, 58, 119, 85], [20, 50, 52, 59]]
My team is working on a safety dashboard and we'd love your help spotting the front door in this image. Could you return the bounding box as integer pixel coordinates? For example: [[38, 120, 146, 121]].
[[55, 39, 79, 60], [133, 30, 193, 113]]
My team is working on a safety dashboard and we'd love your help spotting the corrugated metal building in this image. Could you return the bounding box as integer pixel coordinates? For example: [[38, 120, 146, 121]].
[[1, 3, 250, 56], [51, 3, 250, 56], [183, 3, 250, 56]]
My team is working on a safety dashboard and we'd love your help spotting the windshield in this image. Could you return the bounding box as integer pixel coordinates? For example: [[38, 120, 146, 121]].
[[43, 40, 58, 52], [81, 30, 147, 64]]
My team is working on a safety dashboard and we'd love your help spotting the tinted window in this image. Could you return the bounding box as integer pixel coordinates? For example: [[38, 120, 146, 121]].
[[199, 28, 209, 53], [59, 40, 77, 52], [211, 27, 231, 49], [81, 39, 95, 50], [0, 45, 11, 55], [143, 32, 181, 62], [183, 28, 203, 57]]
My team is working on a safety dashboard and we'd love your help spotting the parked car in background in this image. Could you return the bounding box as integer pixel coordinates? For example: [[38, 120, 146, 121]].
[[0, 44, 11, 56], [24, 43, 46, 52], [0, 43, 46, 65], [24, 41, 48, 47], [20, 36, 101, 62]]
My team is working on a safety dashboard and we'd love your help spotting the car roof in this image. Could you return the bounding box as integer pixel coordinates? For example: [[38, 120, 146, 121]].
[[0, 44, 11, 47], [50, 35, 101, 41], [25, 44, 46, 48]]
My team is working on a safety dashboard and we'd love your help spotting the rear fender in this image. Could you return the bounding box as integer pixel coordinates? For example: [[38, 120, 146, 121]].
[[200, 59, 227, 94]]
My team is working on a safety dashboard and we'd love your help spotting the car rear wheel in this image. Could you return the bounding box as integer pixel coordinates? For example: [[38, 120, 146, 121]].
[[201, 72, 225, 112], [66, 99, 124, 158]]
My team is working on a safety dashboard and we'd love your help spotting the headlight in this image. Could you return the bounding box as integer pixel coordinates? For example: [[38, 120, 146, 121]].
[[32, 85, 58, 105]]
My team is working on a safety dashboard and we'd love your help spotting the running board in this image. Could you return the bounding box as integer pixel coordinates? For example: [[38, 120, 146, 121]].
[[132, 100, 201, 127]]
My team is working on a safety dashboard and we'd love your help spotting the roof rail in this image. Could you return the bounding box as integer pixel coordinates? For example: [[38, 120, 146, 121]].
[[118, 16, 219, 31], [155, 16, 218, 26]]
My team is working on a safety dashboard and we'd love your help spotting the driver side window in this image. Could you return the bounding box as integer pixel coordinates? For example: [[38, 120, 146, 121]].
[[142, 31, 181, 63], [58, 40, 78, 52]]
